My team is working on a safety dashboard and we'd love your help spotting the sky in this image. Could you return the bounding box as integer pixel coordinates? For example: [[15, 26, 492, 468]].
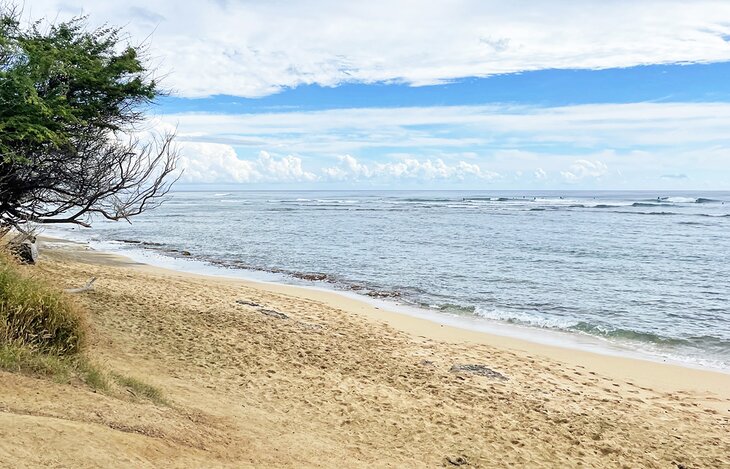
[[23, 0, 730, 190]]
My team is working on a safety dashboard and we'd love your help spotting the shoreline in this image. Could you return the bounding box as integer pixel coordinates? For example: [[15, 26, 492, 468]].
[[4, 234, 728, 467], [39, 231, 729, 373], [42, 220, 730, 373], [39, 235, 730, 401]]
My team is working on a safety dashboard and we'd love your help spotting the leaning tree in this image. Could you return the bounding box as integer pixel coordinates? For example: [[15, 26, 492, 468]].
[[0, 6, 179, 233]]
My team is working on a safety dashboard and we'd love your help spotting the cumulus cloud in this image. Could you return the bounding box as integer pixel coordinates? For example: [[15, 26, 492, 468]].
[[256, 151, 317, 182], [161, 102, 730, 187], [24, 0, 730, 97], [321, 155, 372, 180], [176, 144, 499, 184], [322, 155, 499, 182], [178, 143, 315, 183], [560, 160, 609, 182]]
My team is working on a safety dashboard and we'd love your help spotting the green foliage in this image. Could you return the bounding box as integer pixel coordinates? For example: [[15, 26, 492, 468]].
[[0, 341, 72, 380], [0, 251, 95, 387], [78, 359, 110, 390], [0, 5, 177, 230], [0, 342, 110, 390], [0, 254, 164, 402], [111, 372, 166, 404], [0, 253, 86, 355], [0, 6, 172, 402], [0, 9, 157, 163]]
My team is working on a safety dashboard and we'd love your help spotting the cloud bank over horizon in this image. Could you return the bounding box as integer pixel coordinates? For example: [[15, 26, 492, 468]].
[[24, 0, 730, 98], [165, 102, 730, 189]]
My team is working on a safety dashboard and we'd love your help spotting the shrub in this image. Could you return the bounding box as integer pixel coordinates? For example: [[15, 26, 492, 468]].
[[0, 254, 87, 355], [0, 252, 164, 402]]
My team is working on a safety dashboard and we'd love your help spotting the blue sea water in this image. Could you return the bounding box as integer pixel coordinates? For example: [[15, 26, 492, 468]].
[[47, 191, 730, 370]]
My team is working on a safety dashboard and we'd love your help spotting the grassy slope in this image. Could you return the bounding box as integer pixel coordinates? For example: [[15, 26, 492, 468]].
[[0, 252, 161, 399]]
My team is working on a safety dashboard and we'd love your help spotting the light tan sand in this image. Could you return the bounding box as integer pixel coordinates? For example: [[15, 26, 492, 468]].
[[1, 237, 728, 468]]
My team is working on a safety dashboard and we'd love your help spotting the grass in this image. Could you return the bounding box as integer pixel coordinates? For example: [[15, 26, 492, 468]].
[[0, 342, 73, 381], [0, 341, 109, 390], [111, 372, 167, 405], [0, 253, 87, 355], [0, 251, 164, 403]]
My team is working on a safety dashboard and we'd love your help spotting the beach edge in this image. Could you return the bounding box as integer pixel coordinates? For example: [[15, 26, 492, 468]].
[[39, 235, 730, 402]]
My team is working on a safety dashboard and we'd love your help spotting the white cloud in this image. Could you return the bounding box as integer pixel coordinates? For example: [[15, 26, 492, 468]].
[[23, 0, 730, 97], [178, 143, 315, 183], [160, 102, 730, 158], [322, 155, 499, 182], [560, 159, 609, 182], [159, 102, 730, 187], [256, 151, 317, 182], [661, 173, 689, 180], [321, 155, 372, 179], [178, 142, 252, 183], [177, 144, 498, 184]]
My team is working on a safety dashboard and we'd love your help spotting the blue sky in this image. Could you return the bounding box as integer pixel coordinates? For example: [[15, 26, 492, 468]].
[[159, 63, 730, 113], [28, 1, 730, 189]]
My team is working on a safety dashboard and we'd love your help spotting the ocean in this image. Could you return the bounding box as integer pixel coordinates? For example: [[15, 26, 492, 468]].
[[46, 190, 730, 370]]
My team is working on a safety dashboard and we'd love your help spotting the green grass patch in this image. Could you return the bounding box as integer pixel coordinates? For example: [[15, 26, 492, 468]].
[[111, 372, 166, 404], [0, 251, 93, 385], [78, 360, 110, 391], [0, 252, 164, 403], [0, 254, 87, 355], [0, 342, 72, 381], [0, 342, 109, 389]]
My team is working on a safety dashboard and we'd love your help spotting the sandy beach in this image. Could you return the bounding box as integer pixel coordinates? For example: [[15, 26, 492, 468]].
[[1, 237, 728, 468]]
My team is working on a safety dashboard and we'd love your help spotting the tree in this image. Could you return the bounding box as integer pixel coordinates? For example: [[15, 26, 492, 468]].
[[0, 5, 179, 231]]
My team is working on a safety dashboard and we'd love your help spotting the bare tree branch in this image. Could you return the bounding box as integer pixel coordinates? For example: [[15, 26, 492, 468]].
[[1, 131, 180, 230]]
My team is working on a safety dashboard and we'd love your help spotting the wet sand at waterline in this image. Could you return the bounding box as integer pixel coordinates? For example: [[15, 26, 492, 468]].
[[1, 238, 728, 468]]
